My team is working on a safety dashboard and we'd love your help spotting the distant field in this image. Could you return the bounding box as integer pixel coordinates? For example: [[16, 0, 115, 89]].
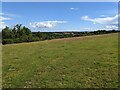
[[2, 33, 118, 88]]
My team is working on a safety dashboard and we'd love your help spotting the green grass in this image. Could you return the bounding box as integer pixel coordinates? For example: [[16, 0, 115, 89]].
[[2, 33, 118, 88]]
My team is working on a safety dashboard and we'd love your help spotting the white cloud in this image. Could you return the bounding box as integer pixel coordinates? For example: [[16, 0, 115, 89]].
[[3, 12, 22, 18], [70, 8, 78, 10], [0, 16, 12, 21], [0, 13, 12, 29], [30, 21, 67, 28], [0, 12, 21, 29], [0, 22, 7, 29], [0, 13, 4, 15], [81, 15, 118, 25], [81, 15, 118, 30], [105, 25, 118, 29], [100, 15, 105, 17]]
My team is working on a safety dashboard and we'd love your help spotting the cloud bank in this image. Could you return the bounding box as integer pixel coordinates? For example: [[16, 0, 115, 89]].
[[81, 15, 118, 30], [30, 21, 67, 28], [0, 13, 14, 29], [0, 16, 12, 29]]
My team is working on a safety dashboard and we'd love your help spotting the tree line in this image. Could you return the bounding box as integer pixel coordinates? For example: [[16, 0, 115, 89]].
[[1, 24, 119, 45]]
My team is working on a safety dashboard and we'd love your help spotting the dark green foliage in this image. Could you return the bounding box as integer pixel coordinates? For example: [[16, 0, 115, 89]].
[[13, 38, 22, 43], [20, 35, 29, 42], [1, 24, 119, 45], [2, 39, 14, 45], [2, 24, 33, 44], [2, 26, 13, 39]]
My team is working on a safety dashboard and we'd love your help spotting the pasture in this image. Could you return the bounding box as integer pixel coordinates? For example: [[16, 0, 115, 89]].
[[2, 33, 118, 88]]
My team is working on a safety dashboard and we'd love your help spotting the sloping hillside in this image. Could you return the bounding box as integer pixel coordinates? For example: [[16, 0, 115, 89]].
[[2, 33, 118, 88]]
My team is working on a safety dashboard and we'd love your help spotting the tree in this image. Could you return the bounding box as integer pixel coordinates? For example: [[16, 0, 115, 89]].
[[2, 26, 13, 39], [12, 27, 17, 38], [22, 26, 32, 35], [15, 24, 22, 37]]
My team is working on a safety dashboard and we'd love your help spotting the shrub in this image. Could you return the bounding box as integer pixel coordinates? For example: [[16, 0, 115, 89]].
[[13, 38, 22, 43], [32, 36, 40, 41], [2, 39, 14, 45], [20, 35, 28, 42]]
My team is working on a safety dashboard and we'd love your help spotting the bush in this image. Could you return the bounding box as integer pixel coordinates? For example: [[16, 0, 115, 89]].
[[13, 38, 22, 43], [32, 36, 40, 41], [2, 39, 14, 45], [20, 35, 28, 42]]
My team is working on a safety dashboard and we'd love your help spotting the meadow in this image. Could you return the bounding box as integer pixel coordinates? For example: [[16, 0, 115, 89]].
[[2, 33, 118, 88]]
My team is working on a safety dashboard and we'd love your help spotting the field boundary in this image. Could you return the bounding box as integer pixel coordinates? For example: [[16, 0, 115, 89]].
[[3, 33, 118, 46]]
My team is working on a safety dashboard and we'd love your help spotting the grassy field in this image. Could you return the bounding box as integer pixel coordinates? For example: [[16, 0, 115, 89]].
[[2, 33, 118, 88]]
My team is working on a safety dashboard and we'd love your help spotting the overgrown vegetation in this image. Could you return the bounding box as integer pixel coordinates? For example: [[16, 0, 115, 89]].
[[1, 24, 119, 45]]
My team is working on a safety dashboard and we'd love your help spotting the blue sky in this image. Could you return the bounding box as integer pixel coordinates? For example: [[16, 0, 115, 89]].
[[1, 2, 118, 32]]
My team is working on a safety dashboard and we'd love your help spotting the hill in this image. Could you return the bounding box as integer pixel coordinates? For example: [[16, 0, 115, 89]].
[[2, 33, 118, 88]]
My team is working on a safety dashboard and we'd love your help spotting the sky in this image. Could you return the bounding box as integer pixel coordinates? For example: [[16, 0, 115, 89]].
[[1, 2, 118, 32]]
